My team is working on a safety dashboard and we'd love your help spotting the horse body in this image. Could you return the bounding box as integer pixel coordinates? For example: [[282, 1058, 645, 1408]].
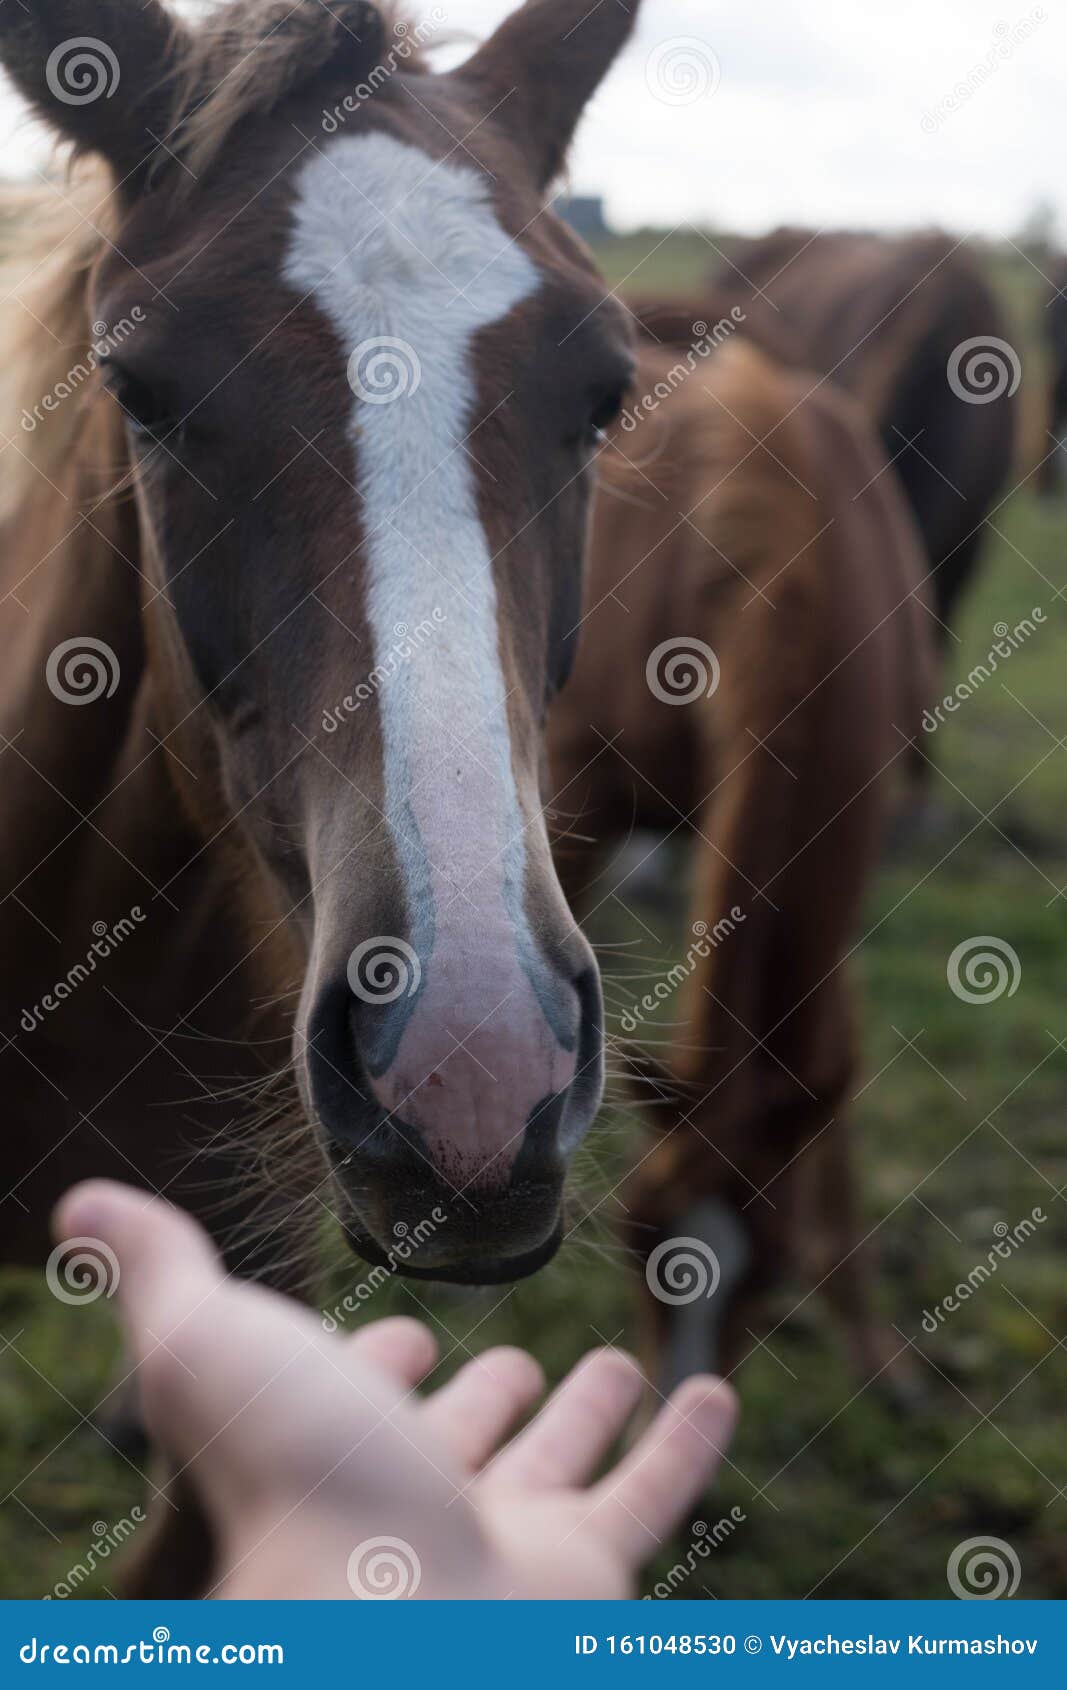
[[712, 229, 1018, 636], [550, 336, 937, 1380]]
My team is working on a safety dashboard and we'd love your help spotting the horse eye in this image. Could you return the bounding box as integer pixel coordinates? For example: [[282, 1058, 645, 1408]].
[[101, 363, 181, 443], [587, 386, 625, 443]]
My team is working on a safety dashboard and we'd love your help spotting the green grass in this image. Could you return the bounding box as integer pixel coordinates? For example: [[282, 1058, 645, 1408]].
[[3, 239, 1067, 1601]]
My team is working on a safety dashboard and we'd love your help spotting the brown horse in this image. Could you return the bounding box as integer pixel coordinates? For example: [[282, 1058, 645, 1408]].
[[550, 326, 937, 1389], [0, 0, 644, 1337], [704, 229, 1019, 641], [1040, 256, 1067, 495]]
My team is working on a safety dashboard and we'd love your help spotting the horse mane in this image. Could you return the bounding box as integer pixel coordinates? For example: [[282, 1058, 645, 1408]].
[[167, 0, 428, 181], [0, 170, 118, 531]]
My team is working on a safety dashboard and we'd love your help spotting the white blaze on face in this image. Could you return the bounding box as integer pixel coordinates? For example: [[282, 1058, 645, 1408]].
[[284, 133, 578, 1175]]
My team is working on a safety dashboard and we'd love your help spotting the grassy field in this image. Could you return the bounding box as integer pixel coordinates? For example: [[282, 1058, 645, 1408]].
[[2, 236, 1066, 1601]]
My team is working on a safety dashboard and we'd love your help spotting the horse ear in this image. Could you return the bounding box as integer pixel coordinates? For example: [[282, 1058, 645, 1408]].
[[459, 0, 638, 188], [0, 1, 186, 182]]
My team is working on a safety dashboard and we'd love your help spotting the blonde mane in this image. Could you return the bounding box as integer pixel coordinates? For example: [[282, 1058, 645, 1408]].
[[0, 170, 116, 530]]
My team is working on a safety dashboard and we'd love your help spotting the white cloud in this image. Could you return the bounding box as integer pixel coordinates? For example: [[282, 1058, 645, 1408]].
[[0, 0, 1059, 241]]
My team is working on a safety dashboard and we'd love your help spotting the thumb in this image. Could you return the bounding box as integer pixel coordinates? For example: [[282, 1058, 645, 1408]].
[[52, 1179, 224, 1367]]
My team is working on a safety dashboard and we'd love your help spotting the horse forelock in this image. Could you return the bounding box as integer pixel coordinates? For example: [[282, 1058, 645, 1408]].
[[165, 0, 430, 183]]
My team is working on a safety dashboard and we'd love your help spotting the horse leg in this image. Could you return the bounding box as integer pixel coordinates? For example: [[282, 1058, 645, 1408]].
[[802, 1115, 925, 1411]]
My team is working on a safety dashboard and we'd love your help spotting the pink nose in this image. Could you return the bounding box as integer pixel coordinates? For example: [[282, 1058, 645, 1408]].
[[367, 949, 578, 1185]]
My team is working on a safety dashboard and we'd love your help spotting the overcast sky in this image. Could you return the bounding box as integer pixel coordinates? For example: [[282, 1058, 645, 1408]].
[[0, 0, 1059, 241]]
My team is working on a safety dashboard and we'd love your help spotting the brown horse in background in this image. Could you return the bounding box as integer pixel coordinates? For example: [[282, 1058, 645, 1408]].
[[550, 329, 937, 1390], [702, 230, 1019, 642], [1039, 256, 1067, 495]]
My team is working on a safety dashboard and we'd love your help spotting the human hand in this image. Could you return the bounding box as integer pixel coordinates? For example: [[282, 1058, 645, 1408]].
[[54, 1181, 737, 1599]]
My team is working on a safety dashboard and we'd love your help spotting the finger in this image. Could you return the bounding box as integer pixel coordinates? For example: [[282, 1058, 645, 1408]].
[[53, 1179, 224, 1360], [347, 1318, 438, 1387], [487, 1347, 643, 1489], [587, 1376, 737, 1557], [421, 1346, 544, 1471]]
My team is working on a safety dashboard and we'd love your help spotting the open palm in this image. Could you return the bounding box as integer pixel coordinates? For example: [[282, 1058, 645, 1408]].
[[55, 1181, 736, 1600]]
